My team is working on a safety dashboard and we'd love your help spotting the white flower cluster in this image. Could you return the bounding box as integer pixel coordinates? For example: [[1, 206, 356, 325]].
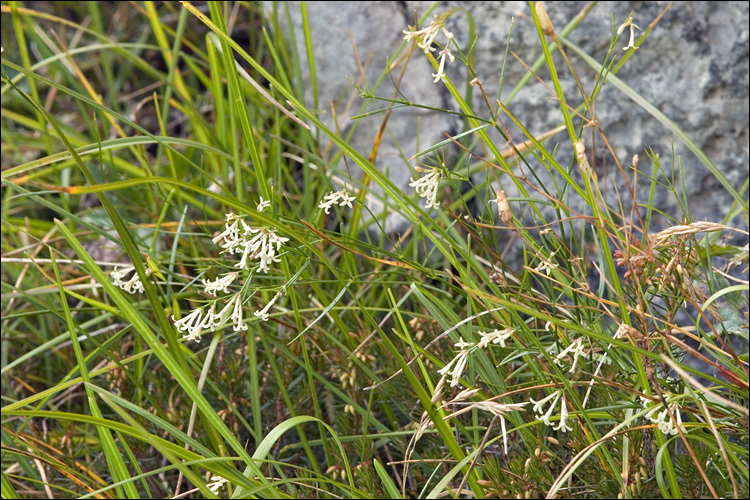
[[640, 396, 685, 436], [110, 265, 150, 294], [318, 189, 356, 214], [212, 213, 289, 273], [437, 328, 516, 387], [172, 292, 248, 343], [409, 166, 443, 210], [202, 272, 238, 296], [402, 14, 456, 83], [207, 475, 228, 495], [477, 328, 515, 349], [530, 389, 573, 432]]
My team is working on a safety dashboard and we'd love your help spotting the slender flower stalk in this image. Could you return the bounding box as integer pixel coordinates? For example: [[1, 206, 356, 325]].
[[446, 400, 529, 454]]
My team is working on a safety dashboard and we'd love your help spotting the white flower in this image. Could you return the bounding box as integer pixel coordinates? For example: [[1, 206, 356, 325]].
[[172, 306, 205, 343], [403, 14, 454, 54], [477, 328, 515, 349], [432, 46, 455, 83], [552, 337, 586, 373], [553, 394, 573, 432], [403, 14, 456, 84], [254, 290, 283, 321], [211, 293, 246, 332], [110, 265, 148, 294], [640, 396, 685, 436], [534, 250, 558, 276], [207, 475, 228, 495], [230, 293, 248, 331], [409, 166, 443, 210], [318, 189, 356, 214], [453, 336, 475, 349], [530, 390, 562, 427], [213, 215, 289, 273], [469, 401, 529, 454], [437, 344, 470, 387], [202, 272, 238, 296], [257, 196, 271, 212], [212, 213, 242, 249], [617, 14, 641, 50], [553, 337, 587, 373]]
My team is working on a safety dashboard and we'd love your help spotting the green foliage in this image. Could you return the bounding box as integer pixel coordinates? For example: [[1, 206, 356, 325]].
[[2, 1, 748, 499]]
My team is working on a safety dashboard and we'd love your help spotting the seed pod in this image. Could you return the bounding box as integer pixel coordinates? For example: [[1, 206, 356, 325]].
[[496, 190, 515, 228], [536, 2, 557, 41], [574, 139, 591, 175]]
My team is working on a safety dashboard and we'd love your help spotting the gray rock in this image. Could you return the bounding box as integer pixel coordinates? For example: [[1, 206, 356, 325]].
[[271, 1, 748, 239]]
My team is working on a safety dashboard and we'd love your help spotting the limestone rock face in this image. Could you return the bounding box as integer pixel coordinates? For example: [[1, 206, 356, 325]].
[[272, 2, 748, 236]]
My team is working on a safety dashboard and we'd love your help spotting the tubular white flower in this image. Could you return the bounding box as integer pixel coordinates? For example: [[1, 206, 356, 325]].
[[477, 328, 515, 349], [617, 14, 641, 50], [530, 390, 562, 427], [432, 46, 455, 83], [221, 223, 289, 273], [553, 394, 573, 432], [318, 189, 356, 214], [257, 196, 271, 212], [172, 307, 205, 343], [211, 293, 239, 329], [437, 346, 470, 387], [553, 337, 587, 373], [212, 213, 242, 249], [202, 272, 238, 296], [403, 14, 454, 55], [110, 265, 147, 294], [230, 292, 248, 331], [207, 475, 228, 495], [641, 397, 685, 436], [254, 290, 283, 321], [409, 166, 443, 209]]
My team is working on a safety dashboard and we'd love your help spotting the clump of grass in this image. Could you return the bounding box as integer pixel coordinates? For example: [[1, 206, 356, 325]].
[[2, 2, 748, 499]]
